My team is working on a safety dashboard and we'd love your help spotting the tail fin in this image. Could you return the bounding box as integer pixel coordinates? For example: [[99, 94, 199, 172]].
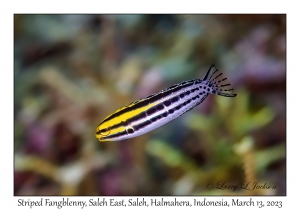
[[202, 64, 237, 97]]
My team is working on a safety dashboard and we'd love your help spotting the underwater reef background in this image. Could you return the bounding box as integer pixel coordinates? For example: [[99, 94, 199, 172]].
[[14, 14, 286, 195]]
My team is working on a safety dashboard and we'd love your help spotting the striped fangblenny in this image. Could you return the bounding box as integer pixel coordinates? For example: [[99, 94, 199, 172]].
[[96, 65, 237, 142]]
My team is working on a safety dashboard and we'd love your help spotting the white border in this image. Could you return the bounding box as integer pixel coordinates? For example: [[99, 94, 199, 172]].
[[1, 0, 295, 209]]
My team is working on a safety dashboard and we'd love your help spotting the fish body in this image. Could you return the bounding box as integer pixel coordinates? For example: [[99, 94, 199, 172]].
[[96, 65, 236, 142]]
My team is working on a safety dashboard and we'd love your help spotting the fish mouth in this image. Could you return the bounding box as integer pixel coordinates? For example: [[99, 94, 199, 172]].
[[98, 138, 112, 142]]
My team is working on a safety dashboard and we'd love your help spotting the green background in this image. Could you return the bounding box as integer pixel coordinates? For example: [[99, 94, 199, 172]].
[[14, 14, 286, 196]]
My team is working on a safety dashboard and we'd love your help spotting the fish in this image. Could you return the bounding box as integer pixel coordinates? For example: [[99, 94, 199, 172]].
[[96, 64, 237, 142]]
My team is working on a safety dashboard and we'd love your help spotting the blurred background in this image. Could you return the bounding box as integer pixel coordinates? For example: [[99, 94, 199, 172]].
[[14, 14, 286, 196]]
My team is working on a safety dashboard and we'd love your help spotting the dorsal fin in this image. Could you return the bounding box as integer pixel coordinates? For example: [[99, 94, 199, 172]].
[[202, 64, 215, 81]]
